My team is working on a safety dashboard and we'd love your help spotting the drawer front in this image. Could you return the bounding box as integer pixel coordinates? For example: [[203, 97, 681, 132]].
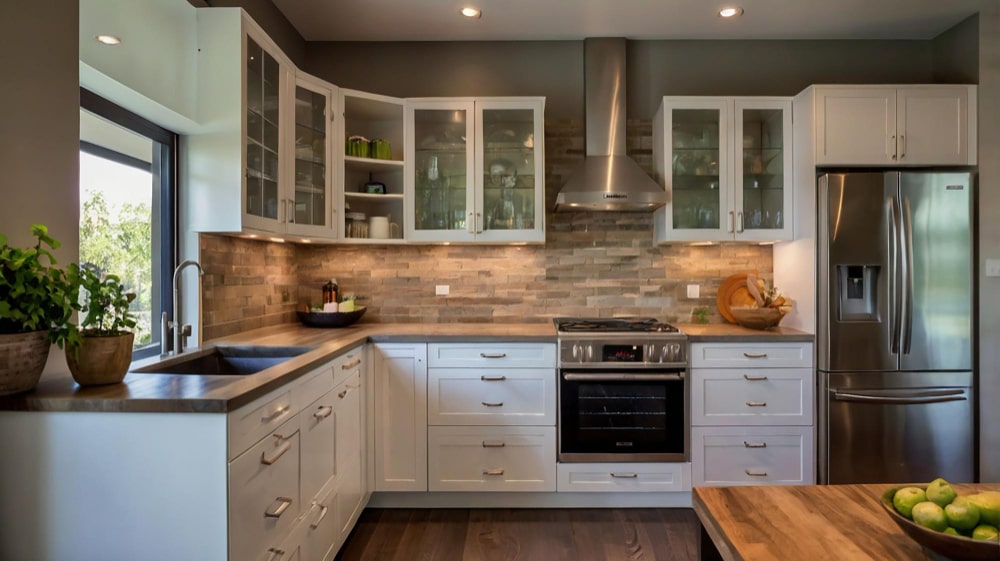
[[300, 389, 337, 503], [428, 426, 556, 492], [302, 484, 340, 561], [556, 462, 691, 493], [332, 345, 365, 389], [428, 368, 556, 426], [230, 422, 301, 561], [334, 372, 363, 488], [427, 343, 556, 368], [691, 368, 813, 426], [691, 426, 814, 486], [690, 342, 813, 369], [229, 388, 295, 459], [296, 364, 335, 415]]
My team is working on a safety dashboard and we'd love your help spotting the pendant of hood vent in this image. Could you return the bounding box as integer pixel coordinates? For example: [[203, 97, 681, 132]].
[[555, 38, 667, 212]]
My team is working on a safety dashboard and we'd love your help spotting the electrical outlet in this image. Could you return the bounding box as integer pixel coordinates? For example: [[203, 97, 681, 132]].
[[686, 284, 700, 299], [435, 285, 450, 296], [987, 259, 1000, 278]]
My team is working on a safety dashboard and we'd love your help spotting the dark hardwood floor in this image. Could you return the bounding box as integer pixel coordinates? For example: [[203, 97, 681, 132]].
[[335, 508, 699, 561]]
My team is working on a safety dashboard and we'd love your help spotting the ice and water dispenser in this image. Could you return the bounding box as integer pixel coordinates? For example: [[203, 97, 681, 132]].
[[837, 265, 879, 321]]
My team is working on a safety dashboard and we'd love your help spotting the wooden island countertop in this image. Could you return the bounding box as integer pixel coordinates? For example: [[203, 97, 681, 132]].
[[693, 483, 1000, 561]]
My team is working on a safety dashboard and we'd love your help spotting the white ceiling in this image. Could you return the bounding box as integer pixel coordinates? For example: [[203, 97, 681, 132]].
[[272, 0, 981, 42]]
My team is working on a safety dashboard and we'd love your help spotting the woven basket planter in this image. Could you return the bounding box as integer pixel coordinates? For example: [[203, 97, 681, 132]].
[[67, 332, 134, 386], [0, 330, 51, 395]]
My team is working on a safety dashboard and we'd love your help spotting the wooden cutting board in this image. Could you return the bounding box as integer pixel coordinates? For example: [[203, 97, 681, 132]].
[[716, 272, 758, 323]]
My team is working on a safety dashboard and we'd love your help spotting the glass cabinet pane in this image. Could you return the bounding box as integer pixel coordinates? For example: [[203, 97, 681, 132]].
[[671, 109, 721, 230], [245, 37, 280, 220], [294, 86, 327, 227], [741, 108, 785, 230], [482, 108, 536, 231], [413, 109, 468, 231]]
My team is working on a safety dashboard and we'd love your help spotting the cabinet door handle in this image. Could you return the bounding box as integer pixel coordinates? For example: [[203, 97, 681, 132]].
[[261, 404, 291, 423], [264, 497, 293, 518], [266, 548, 286, 561], [743, 352, 768, 359], [482, 441, 506, 448], [900, 134, 906, 159], [480, 375, 507, 381], [261, 436, 292, 465], [481, 401, 504, 407], [313, 405, 333, 420], [728, 211, 735, 233], [338, 382, 361, 399], [480, 352, 507, 359], [745, 469, 768, 477], [743, 374, 768, 381], [891, 135, 897, 160], [744, 441, 768, 448], [745, 401, 768, 407], [342, 358, 362, 370], [310, 505, 330, 529], [467, 212, 475, 234], [476, 212, 484, 233], [286, 199, 295, 224], [483, 468, 505, 476], [610, 472, 639, 479], [736, 211, 744, 233]]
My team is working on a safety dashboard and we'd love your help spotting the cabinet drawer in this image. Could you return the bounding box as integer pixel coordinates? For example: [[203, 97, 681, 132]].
[[296, 364, 335, 414], [691, 368, 813, 426], [691, 426, 814, 486], [229, 387, 295, 459], [428, 426, 556, 492], [556, 462, 691, 493], [690, 342, 812, 368], [302, 484, 340, 561], [428, 368, 555, 426], [332, 345, 365, 389], [427, 343, 556, 368], [301, 388, 337, 504], [230, 420, 301, 561]]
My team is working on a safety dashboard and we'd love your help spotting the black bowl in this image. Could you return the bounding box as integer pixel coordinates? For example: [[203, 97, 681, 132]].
[[296, 307, 366, 328], [878, 486, 1000, 561]]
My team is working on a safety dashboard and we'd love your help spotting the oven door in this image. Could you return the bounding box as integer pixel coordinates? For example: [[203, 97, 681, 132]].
[[559, 369, 688, 462]]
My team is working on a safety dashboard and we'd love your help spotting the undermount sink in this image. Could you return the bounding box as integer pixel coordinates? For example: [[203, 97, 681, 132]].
[[133, 345, 315, 376]]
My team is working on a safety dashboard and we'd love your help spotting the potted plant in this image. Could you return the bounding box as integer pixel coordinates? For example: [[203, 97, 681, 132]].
[[0, 225, 80, 395], [65, 263, 137, 386]]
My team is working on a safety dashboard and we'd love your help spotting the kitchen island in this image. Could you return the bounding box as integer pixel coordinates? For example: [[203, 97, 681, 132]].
[[693, 483, 1000, 560]]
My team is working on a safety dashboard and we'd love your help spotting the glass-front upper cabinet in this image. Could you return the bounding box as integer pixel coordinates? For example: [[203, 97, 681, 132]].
[[405, 98, 545, 243], [244, 34, 284, 229], [288, 73, 336, 238], [653, 97, 792, 243]]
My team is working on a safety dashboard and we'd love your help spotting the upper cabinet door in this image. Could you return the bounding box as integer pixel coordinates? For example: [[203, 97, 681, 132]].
[[734, 99, 793, 242], [815, 87, 897, 166], [287, 73, 336, 238], [896, 87, 972, 166], [243, 32, 289, 231], [405, 100, 477, 243], [474, 99, 546, 244]]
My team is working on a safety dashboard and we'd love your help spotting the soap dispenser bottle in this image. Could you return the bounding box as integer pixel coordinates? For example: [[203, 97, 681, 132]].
[[323, 279, 339, 304]]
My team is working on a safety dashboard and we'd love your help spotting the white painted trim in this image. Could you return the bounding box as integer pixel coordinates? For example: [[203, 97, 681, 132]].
[[367, 491, 693, 509]]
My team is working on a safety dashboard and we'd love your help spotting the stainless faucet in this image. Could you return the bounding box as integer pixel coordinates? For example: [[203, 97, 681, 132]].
[[161, 260, 205, 356]]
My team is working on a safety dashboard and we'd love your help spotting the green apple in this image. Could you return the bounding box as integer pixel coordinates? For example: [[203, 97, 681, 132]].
[[971, 524, 999, 542], [943, 527, 962, 537], [893, 487, 928, 519], [926, 478, 957, 507], [945, 499, 981, 531], [911, 501, 949, 532], [966, 492, 1000, 527]]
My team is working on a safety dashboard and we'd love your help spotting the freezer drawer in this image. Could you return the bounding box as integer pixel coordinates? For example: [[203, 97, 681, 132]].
[[821, 371, 974, 484]]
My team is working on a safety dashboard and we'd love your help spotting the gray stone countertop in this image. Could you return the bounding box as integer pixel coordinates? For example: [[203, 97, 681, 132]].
[[677, 322, 814, 342]]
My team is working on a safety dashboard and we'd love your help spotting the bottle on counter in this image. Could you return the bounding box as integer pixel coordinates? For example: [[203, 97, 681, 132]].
[[322, 279, 339, 304]]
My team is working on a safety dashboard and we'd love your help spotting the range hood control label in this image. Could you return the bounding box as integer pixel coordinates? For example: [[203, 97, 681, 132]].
[[603, 193, 628, 200]]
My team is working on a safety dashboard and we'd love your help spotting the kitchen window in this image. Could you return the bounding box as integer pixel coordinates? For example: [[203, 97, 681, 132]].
[[79, 89, 177, 360]]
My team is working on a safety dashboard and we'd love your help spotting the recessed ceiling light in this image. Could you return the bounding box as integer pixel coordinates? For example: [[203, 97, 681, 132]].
[[460, 7, 482, 19], [95, 34, 122, 45], [719, 7, 744, 18]]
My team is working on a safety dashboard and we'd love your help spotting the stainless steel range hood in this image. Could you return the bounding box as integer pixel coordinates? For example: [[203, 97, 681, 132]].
[[554, 38, 667, 212]]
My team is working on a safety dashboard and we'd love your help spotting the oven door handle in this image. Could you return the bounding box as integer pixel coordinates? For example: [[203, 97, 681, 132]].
[[562, 373, 685, 382]]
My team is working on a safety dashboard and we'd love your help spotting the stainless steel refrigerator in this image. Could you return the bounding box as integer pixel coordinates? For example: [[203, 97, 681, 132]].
[[817, 171, 975, 484]]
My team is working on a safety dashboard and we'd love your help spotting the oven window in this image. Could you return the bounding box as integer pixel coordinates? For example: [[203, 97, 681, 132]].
[[560, 377, 685, 455]]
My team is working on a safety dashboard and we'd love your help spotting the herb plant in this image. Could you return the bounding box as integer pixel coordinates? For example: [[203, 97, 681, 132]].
[[76, 263, 137, 337]]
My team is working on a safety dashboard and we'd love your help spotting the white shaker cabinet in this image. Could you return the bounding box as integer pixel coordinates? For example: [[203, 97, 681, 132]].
[[372, 343, 428, 491], [815, 85, 976, 166]]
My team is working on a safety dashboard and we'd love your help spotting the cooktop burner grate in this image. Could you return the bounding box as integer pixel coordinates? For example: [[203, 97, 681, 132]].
[[554, 317, 680, 334]]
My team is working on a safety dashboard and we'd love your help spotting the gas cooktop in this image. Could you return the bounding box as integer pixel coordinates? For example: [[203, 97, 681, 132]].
[[553, 317, 680, 334]]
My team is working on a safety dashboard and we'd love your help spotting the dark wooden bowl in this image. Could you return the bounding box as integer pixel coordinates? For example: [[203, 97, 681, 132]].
[[296, 307, 366, 328], [878, 487, 999, 561]]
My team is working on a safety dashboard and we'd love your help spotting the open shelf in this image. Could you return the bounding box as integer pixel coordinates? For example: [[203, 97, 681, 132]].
[[345, 192, 404, 201], [345, 156, 404, 170]]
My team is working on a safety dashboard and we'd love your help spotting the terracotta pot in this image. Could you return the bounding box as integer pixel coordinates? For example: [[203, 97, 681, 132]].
[[67, 332, 134, 386], [0, 330, 51, 395]]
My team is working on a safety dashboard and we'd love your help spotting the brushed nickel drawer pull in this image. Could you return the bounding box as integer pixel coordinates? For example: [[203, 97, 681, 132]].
[[342, 358, 362, 370], [745, 469, 768, 477], [610, 472, 639, 479], [338, 382, 361, 399], [743, 352, 768, 359], [265, 548, 286, 561], [261, 404, 290, 423], [310, 505, 329, 529], [743, 374, 768, 381], [480, 352, 507, 359], [746, 401, 768, 407], [261, 436, 292, 465], [483, 468, 505, 476], [481, 375, 507, 381], [482, 441, 506, 448], [744, 441, 768, 448], [313, 405, 333, 420], [481, 401, 504, 407], [264, 497, 293, 518]]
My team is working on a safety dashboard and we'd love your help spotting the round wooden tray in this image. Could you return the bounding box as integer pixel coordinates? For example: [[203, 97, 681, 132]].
[[717, 272, 758, 324]]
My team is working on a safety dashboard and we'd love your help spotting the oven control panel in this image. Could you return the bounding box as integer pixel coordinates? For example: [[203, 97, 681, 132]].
[[560, 340, 686, 365]]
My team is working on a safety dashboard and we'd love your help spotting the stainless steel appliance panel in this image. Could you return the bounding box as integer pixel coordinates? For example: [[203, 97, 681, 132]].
[[824, 371, 974, 484], [818, 173, 897, 372], [898, 172, 973, 372]]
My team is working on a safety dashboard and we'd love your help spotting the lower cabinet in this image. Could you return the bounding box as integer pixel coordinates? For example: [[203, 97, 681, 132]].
[[428, 426, 556, 491], [691, 426, 813, 486], [556, 462, 691, 493], [373, 343, 428, 491]]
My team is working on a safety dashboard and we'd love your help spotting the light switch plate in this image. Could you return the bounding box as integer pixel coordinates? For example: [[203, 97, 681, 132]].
[[987, 259, 1000, 278], [435, 285, 450, 296], [686, 284, 700, 298]]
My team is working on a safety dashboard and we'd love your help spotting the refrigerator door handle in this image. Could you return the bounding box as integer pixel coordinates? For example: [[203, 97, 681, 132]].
[[901, 196, 915, 354], [887, 196, 901, 355], [832, 388, 967, 405]]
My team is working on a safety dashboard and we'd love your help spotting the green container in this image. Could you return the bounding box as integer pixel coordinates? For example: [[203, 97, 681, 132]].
[[370, 138, 392, 160], [346, 135, 370, 158]]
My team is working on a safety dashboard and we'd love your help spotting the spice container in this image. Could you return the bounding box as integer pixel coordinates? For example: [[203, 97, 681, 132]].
[[322, 279, 339, 304]]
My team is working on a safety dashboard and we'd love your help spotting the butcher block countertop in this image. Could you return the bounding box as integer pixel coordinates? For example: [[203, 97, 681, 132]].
[[678, 323, 814, 342], [693, 483, 1000, 561]]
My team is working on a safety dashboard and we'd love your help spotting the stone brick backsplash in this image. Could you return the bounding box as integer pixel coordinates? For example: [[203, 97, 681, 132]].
[[201, 120, 772, 334]]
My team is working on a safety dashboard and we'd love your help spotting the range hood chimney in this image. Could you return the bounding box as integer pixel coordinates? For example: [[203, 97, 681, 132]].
[[554, 38, 667, 212]]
